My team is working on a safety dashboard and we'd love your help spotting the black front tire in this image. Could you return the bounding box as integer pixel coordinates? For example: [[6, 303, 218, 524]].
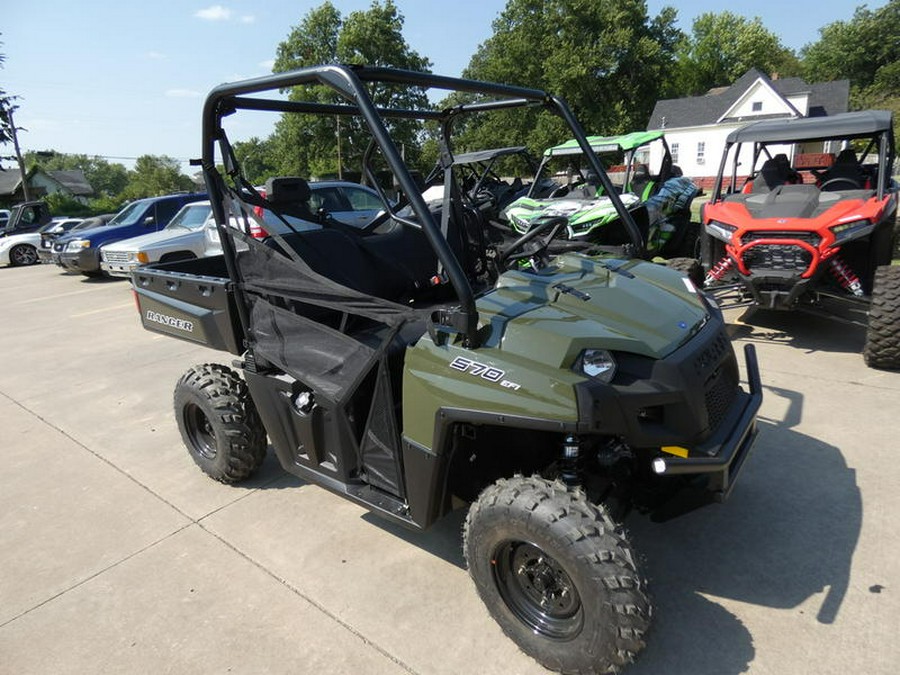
[[464, 476, 650, 674], [864, 265, 900, 369], [173, 363, 267, 482]]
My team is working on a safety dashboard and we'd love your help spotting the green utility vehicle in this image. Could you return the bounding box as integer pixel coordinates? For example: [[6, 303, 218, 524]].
[[504, 131, 700, 257], [132, 66, 761, 674]]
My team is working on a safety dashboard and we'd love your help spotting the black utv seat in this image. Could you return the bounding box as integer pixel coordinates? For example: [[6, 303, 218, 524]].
[[821, 148, 866, 190], [752, 154, 798, 193]]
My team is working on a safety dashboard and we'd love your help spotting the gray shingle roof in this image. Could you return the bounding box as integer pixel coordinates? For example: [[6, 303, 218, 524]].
[[48, 170, 94, 196], [648, 69, 850, 130]]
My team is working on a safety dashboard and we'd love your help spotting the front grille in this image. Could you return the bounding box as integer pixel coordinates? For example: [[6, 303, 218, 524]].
[[740, 231, 819, 273], [102, 251, 131, 264], [744, 244, 812, 272], [741, 231, 820, 246], [693, 330, 729, 376], [705, 365, 738, 431]]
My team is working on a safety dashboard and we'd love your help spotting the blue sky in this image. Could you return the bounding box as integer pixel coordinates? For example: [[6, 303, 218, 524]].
[[2, 0, 883, 175]]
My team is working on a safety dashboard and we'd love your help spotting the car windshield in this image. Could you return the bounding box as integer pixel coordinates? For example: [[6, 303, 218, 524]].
[[106, 200, 147, 227], [165, 203, 212, 230]]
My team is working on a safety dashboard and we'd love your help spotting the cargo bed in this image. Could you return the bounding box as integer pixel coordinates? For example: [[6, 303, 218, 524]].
[[131, 255, 243, 354]]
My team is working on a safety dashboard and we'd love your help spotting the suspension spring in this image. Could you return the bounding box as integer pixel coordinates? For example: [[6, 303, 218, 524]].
[[828, 256, 864, 297], [705, 256, 734, 286]]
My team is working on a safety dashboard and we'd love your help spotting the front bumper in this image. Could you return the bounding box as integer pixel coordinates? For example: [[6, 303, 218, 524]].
[[58, 248, 101, 273], [648, 343, 761, 501], [100, 259, 138, 278]]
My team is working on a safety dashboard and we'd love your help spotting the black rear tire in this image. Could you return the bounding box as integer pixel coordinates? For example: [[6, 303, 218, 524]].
[[174, 363, 267, 482], [864, 265, 900, 369], [464, 476, 650, 674]]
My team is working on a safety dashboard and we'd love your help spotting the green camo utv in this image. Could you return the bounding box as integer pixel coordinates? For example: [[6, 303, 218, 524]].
[[504, 131, 700, 257], [132, 66, 761, 674]]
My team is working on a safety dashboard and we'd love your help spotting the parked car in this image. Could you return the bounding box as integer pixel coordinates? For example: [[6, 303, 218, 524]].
[[101, 201, 213, 277], [40, 214, 115, 262], [0, 220, 65, 267], [53, 193, 206, 276], [1, 201, 52, 238], [0, 209, 11, 229], [243, 179, 388, 238]]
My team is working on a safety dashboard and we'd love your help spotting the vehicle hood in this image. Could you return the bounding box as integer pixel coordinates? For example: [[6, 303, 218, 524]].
[[0, 232, 40, 249], [477, 254, 709, 363], [504, 193, 639, 237], [102, 228, 201, 252], [56, 222, 141, 245]]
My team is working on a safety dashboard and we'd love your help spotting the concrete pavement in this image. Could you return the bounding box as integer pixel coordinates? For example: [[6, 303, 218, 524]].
[[1, 262, 898, 674]]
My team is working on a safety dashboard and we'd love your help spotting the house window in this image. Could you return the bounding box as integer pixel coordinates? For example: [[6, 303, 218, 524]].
[[670, 142, 679, 165], [696, 141, 705, 165], [752, 101, 763, 112]]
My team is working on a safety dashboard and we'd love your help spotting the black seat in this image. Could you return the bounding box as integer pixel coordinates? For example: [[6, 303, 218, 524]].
[[266, 176, 320, 222], [753, 155, 797, 193], [821, 149, 866, 190]]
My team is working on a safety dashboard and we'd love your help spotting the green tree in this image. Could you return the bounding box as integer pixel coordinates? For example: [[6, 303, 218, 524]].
[[673, 12, 801, 96], [802, 1, 900, 141], [456, 0, 681, 154], [121, 155, 195, 200], [268, 1, 431, 179], [232, 137, 279, 186], [802, 1, 900, 90]]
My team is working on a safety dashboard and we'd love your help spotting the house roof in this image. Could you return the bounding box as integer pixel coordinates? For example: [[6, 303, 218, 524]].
[[648, 68, 850, 130], [0, 167, 94, 197], [48, 170, 93, 196], [0, 168, 22, 195]]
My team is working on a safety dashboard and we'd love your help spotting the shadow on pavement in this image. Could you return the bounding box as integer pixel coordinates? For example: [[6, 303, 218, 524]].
[[729, 307, 867, 355]]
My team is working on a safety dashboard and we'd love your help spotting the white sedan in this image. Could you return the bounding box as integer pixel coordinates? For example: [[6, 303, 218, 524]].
[[0, 229, 44, 267]]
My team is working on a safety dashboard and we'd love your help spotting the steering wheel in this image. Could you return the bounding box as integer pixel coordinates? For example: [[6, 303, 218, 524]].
[[498, 216, 569, 268], [820, 177, 863, 191]]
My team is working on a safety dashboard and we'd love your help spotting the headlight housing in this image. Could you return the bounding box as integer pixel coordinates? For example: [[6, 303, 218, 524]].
[[135, 251, 149, 263], [829, 219, 874, 246], [705, 220, 736, 242], [575, 349, 617, 383], [66, 239, 91, 251]]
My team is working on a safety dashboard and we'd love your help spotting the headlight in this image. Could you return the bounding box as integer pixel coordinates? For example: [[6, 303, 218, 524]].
[[576, 349, 617, 383], [705, 220, 736, 242], [829, 219, 874, 246], [66, 239, 91, 251]]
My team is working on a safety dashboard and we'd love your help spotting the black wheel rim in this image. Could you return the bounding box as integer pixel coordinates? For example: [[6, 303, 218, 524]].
[[183, 403, 217, 460], [492, 540, 583, 641]]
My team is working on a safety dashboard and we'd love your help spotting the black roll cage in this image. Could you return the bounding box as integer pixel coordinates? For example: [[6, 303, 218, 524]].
[[200, 64, 645, 347], [710, 111, 896, 203]]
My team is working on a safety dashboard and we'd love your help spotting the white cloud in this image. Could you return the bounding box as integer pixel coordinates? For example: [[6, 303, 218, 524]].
[[259, 59, 275, 72], [165, 88, 203, 98], [194, 5, 232, 21], [147, 51, 167, 60], [239, 14, 255, 24]]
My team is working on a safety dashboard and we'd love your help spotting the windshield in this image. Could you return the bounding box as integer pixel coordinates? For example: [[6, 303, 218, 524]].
[[165, 203, 212, 230], [107, 200, 148, 227]]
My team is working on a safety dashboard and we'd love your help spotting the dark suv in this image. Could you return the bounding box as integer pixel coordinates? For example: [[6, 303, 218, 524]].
[[54, 192, 206, 276]]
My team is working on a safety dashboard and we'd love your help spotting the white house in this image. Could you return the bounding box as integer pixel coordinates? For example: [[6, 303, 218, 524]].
[[646, 69, 850, 188]]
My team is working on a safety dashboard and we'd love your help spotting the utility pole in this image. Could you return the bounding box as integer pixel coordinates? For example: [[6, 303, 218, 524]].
[[6, 108, 31, 202]]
